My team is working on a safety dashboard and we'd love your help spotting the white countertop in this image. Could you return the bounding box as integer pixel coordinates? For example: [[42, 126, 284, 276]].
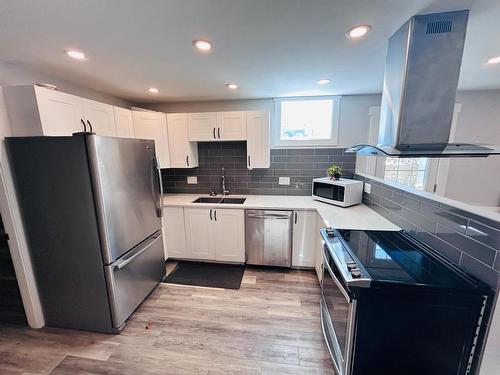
[[162, 194, 399, 231]]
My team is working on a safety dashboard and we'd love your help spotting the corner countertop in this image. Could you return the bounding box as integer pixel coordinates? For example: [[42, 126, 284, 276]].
[[162, 194, 399, 231]]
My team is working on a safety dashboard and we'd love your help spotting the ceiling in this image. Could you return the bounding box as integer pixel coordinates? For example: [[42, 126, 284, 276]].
[[1, 0, 499, 103]]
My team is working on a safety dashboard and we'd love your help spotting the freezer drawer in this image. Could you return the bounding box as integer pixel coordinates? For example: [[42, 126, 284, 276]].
[[105, 230, 165, 328], [245, 210, 293, 267]]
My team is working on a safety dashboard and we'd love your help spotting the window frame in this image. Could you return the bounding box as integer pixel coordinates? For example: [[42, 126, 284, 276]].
[[272, 96, 341, 148], [383, 157, 430, 191]]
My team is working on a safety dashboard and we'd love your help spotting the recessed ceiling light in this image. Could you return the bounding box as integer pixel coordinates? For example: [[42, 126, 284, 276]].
[[345, 25, 371, 39], [148, 87, 159, 94], [487, 56, 500, 64], [317, 79, 331, 85], [193, 40, 212, 52], [65, 50, 86, 60], [226, 83, 238, 90]]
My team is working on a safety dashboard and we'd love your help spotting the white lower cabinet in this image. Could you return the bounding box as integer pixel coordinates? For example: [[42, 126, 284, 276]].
[[213, 209, 245, 262], [163, 207, 188, 259], [315, 215, 327, 282], [184, 207, 245, 263], [292, 211, 317, 268]]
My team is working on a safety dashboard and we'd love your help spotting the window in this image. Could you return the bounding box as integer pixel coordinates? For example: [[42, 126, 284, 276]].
[[384, 158, 429, 191], [273, 96, 340, 147]]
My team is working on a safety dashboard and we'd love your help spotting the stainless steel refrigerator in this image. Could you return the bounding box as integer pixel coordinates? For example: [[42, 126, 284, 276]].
[[7, 133, 165, 332]]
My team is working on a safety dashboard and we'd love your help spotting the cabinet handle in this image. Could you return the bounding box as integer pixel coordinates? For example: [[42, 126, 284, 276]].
[[86, 120, 93, 133], [217, 127, 221, 139], [209, 209, 213, 221], [186, 155, 189, 167], [248, 155, 251, 167], [81, 119, 87, 132], [214, 209, 217, 221], [294, 212, 297, 224], [213, 128, 216, 139]]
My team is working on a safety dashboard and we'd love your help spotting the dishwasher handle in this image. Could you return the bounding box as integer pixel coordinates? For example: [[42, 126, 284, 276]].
[[246, 214, 291, 220]]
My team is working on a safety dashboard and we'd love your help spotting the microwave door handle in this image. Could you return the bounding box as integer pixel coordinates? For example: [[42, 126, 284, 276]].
[[323, 250, 351, 303]]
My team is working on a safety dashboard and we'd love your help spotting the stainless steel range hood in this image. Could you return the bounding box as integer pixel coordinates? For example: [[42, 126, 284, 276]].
[[346, 10, 500, 158]]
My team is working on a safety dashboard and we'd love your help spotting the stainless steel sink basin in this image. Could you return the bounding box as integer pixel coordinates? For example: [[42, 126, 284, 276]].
[[192, 197, 246, 204], [192, 197, 224, 203], [220, 198, 246, 204]]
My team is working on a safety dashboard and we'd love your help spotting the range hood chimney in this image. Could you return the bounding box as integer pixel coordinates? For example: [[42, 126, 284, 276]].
[[346, 10, 500, 157]]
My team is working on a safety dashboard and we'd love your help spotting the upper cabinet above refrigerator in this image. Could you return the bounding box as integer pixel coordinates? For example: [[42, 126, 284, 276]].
[[4, 85, 121, 137]]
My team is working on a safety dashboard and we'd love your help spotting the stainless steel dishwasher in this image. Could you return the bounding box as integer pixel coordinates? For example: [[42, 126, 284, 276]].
[[245, 210, 293, 267]]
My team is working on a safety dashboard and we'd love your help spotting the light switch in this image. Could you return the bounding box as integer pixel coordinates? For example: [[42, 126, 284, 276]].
[[364, 182, 371, 194], [187, 176, 198, 184], [279, 177, 290, 185]]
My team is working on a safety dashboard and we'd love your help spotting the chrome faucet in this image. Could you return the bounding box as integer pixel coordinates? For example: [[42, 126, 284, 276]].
[[221, 167, 230, 196]]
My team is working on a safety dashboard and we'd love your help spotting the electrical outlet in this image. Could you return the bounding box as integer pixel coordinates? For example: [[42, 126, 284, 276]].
[[278, 177, 290, 185], [187, 176, 198, 185], [364, 182, 371, 194]]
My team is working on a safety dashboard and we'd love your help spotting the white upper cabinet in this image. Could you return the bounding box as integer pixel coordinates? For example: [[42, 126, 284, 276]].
[[187, 111, 248, 141], [132, 111, 171, 168], [82, 98, 116, 136], [113, 107, 135, 138], [213, 209, 245, 262], [34, 87, 85, 135], [167, 113, 199, 168], [217, 111, 247, 140], [187, 112, 217, 141], [246, 111, 270, 169], [292, 211, 317, 268], [4, 85, 85, 136]]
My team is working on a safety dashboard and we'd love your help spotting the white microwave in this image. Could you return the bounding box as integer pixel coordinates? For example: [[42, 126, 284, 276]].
[[312, 177, 363, 207]]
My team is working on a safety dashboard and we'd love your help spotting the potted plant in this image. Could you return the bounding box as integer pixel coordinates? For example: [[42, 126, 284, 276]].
[[327, 164, 342, 180]]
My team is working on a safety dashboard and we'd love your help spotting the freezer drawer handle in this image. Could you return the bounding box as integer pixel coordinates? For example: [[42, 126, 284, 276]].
[[246, 214, 290, 219], [115, 237, 158, 270]]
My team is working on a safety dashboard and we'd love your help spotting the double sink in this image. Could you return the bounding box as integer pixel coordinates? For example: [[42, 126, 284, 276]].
[[192, 197, 246, 204]]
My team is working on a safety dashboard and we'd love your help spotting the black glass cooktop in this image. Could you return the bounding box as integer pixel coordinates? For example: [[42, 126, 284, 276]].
[[336, 229, 486, 291]]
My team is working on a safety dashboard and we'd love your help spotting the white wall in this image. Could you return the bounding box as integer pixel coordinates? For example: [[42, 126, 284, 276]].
[[145, 94, 382, 148], [444, 90, 500, 207], [0, 61, 132, 108], [0, 62, 133, 328]]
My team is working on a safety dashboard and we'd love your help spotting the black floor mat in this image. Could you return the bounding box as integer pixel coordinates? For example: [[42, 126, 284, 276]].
[[164, 261, 245, 290]]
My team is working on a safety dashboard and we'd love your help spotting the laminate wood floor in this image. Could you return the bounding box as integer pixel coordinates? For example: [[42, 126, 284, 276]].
[[0, 266, 333, 374]]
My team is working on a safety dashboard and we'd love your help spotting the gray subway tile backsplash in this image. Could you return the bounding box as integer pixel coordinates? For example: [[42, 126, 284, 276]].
[[162, 142, 354, 196], [356, 174, 500, 289]]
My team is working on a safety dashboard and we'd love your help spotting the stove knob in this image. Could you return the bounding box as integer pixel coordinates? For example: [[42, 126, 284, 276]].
[[346, 261, 357, 270], [350, 268, 362, 278]]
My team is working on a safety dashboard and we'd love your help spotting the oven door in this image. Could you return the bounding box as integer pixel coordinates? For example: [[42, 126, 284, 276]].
[[321, 245, 357, 375]]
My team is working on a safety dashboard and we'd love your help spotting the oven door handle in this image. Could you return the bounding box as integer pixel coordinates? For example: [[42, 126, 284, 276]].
[[323, 249, 352, 303]]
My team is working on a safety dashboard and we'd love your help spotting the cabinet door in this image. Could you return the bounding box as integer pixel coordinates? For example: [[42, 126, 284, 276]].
[[167, 113, 199, 168], [187, 112, 217, 141], [113, 107, 135, 138], [246, 111, 270, 169], [184, 208, 215, 260], [315, 215, 326, 282], [82, 98, 116, 136], [292, 211, 317, 268], [217, 111, 247, 140], [163, 207, 188, 259], [213, 209, 245, 262], [132, 111, 171, 168], [34, 86, 84, 135]]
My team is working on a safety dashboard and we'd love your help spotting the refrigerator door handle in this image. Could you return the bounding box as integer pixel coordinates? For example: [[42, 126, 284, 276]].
[[153, 156, 163, 218], [115, 235, 159, 269]]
